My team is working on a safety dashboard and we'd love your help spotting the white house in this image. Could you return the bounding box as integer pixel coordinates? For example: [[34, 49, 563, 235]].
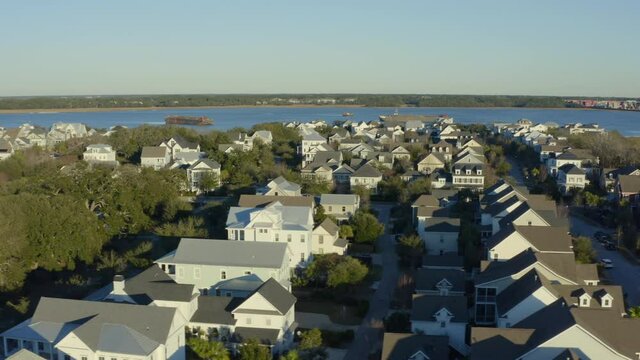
[[299, 129, 327, 167], [417, 153, 447, 174], [187, 159, 221, 193], [414, 268, 466, 296], [0, 139, 14, 160], [311, 218, 348, 255], [485, 225, 573, 262], [319, 194, 360, 221], [226, 202, 314, 267], [261, 176, 302, 196], [419, 217, 460, 255], [411, 294, 469, 355], [1, 297, 186, 360], [160, 136, 201, 161], [82, 144, 117, 164], [141, 146, 171, 170], [155, 238, 291, 297], [557, 164, 588, 194], [452, 153, 485, 188], [350, 164, 383, 193]]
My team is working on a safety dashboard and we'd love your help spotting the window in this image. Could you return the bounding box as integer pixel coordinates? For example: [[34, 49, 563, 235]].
[[301, 253, 305, 262], [603, 299, 611, 307], [221, 271, 227, 280], [266, 318, 272, 326], [440, 321, 446, 328], [287, 234, 292, 242], [466, 169, 471, 175], [455, 169, 460, 175], [239, 230, 245, 240], [99, 357, 104, 360], [440, 235, 444, 243], [318, 235, 324, 244], [342, 206, 346, 212], [244, 271, 252, 275], [194, 267, 201, 279], [328, 206, 332, 211], [300, 235, 305, 243], [82, 357, 88, 360], [246, 318, 252, 325], [38, 342, 46, 351]]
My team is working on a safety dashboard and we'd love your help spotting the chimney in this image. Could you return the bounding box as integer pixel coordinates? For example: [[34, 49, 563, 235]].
[[113, 275, 126, 295]]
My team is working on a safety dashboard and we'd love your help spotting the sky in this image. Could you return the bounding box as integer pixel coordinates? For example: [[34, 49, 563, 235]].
[[0, 0, 639, 97]]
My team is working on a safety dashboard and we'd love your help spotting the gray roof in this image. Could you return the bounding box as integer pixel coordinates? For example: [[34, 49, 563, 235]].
[[302, 130, 326, 141], [424, 217, 460, 233], [190, 296, 241, 325], [270, 176, 301, 192], [559, 163, 585, 175], [252, 278, 296, 315], [119, 265, 195, 303], [316, 218, 339, 235], [381, 333, 449, 360], [351, 163, 382, 178], [497, 269, 547, 315], [188, 158, 221, 170], [141, 146, 167, 158], [6, 350, 46, 360], [157, 238, 288, 269], [422, 253, 464, 269], [476, 249, 580, 285], [618, 175, 640, 193], [320, 194, 359, 206], [238, 195, 313, 208], [415, 268, 466, 293], [13, 297, 178, 355], [167, 135, 198, 149], [486, 224, 572, 254], [411, 294, 468, 323]]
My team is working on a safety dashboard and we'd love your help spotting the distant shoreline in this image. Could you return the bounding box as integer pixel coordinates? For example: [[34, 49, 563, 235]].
[[0, 104, 612, 115]]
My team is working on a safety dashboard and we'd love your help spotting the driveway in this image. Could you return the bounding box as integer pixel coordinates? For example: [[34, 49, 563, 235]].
[[343, 203, 399, 359], [569, 214, 640, 307]]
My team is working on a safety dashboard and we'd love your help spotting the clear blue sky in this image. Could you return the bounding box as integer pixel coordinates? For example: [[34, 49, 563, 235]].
[[1, 0, 638, 97]]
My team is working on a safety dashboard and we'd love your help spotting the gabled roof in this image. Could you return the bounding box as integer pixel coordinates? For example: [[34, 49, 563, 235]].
[[422, 253, 464, 269], [497, 269, 549, 315], [118, 265, 195, 303], [168, 135, 198, 149], [157, 238, 288, 269], [188, 158, 221, 170], [471, 327, 536, 360], [249, 278, 296, 315], [486, 224, 572, 253], [320, 194, 359, 206], [424, 217, 460, 232], [415, 268, 466, 293], [333, 164, 355, 175], [315, 218, 339, 235], [6, 349, 46, 360], [381, 333, 449, 360], [269, 176, 301, 192], [141, 146, 167, 158], [485, 195, 522, 216], [618, 175, 640, 194], [411, 294, 468, 323], [190, 296, 241, 325], [476, 249, 580, 285], [418, 152, 447, 165], [416, 207, 451, 218], [238, 195, 313, 208], [559, 163, 585, 175], [351, 163, 382, 178]]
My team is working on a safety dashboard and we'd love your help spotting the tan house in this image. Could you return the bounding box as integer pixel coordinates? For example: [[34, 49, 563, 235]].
[[417, 152, 447, 174], [320, 194, 360, 220], [312, 219, 348, 255]]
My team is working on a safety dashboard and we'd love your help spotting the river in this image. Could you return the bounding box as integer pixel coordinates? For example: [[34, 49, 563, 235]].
[[1, 107, 639, 136]]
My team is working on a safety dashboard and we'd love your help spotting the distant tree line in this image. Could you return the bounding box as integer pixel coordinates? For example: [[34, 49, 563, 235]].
[[0, 94, 573, 110]]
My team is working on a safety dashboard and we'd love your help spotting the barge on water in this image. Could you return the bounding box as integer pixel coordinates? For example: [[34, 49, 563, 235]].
[[165, 115, 213, 126]]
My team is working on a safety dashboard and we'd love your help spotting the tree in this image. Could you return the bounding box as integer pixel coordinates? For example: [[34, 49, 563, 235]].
[[573, 236, 596, 264], [339, 225, 354, 239], [187, 337, 230, 360], [384, 312, 411, 333], [495, 160, 511, 177], [629, 306, 640, 318], [398, 234, 424, 267], [198, 172, 220, 193], [314, 205, 327, 224], [238, 339, 271, 360], [352, 211, 384, 244], [279, 350, 300, 360], [327, 257, 368, 287], [299, 328, 323, 350]]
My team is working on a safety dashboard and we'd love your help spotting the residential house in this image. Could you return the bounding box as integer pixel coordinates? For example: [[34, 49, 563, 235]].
[[349, 164, 382, 193], [471, 294, 640, 360], [299, 129, 327, 166], [430, 169, 452, 189], [82, 144, 117, 164], [312, 218, 348, 255], [452, 153, 485, 188], [301, 163, 334, 183], [422, 253, 464, 271], [319, 194, 360, 221], [485, 224, 573, 262], [601, 165, 640, 192], [155, 238, 291, 296], [226, 201, 314, 267], [474, 249, 599, 325], [557, 164, 588, 194], [415, 268, 466, 296], [48, 122, 88, 142], [0, 297, 186, 360], [141, 146, 170, 170], [430, 140, 454, 161], [411, 294, 469, 355], [417, 152, 447, 174], [260, 176, 302, 196], [381, 333, 449, 360], [189, 278, 297, 355], [0, 139, 14, 160], [160, 136, 201, 161], [419, 217, 460, 255], [411, 190, 457, 223], [237, 195, 315, 209], [187, 159, 221, 193], [616, 175, 640, 205], [547, 149, 598, 176], [332, 164, 354, 185], [390, 145, 411, 162], [399, 170, 422, 182]]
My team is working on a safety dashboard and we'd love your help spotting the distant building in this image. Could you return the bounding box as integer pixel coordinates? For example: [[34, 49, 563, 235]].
[[140, 146, 170, 170], [83, 144, 117, 164], [187, 159, 221, 193]]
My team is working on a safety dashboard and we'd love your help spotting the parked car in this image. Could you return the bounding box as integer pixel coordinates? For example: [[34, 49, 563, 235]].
[[604, 241, 617, 250], [594, 231, 606, 240], [600, 258, 614, 269]]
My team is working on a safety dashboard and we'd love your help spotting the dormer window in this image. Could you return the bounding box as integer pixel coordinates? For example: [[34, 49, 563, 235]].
[[466, 169, 471, 175], [477, 170, 482, 175], [579, 293, 591, 307], [603, 298, 611, 307], [455, 169, 460, 175]]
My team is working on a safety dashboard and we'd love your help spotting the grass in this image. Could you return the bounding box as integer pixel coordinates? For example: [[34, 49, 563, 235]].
[[295, 300, 363, 326]]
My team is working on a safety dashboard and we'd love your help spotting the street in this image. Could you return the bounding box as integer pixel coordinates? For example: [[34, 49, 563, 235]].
[[344, 203, 399, 359], [506, 155, 640, 307]]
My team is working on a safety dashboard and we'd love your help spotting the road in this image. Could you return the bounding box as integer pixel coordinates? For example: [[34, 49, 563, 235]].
[[344, 203, 399, 359], [505, 155, 640, 307]]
